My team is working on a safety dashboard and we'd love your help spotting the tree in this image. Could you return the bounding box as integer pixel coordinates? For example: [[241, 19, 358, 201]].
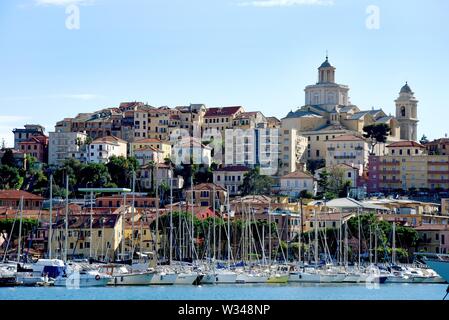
[[0, 165, 23, 189], [241, 167, 273, 196], [78, 163, 111, 188], [106, 155, 139, 188], [363, 123, 391, 155], [1, 149, 16, 167], [419, 134, 429, 145]]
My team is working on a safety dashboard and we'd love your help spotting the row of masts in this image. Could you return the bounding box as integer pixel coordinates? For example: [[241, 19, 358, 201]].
[[5, 171, 400, 268]]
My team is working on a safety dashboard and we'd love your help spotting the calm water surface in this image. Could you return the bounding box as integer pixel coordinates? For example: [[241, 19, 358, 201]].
[[0, 283, 447, 300]]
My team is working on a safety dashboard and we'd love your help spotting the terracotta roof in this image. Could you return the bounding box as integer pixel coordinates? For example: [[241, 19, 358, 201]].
[[134, 146, 161, 152], [205, 106, 243, 117], [329, 134, 365, 142], [92, 135, 127, 144], [0, 190, 44, 200], [214, 165, 250, 172], [187, 183, 227, 192], [387, 141, 425, 148], [133, 138, 164, 144], [414, 224, 449, 231], [281, 171, 314, 180], [19, 134, 48, 145], [55, 214, 120, 229]]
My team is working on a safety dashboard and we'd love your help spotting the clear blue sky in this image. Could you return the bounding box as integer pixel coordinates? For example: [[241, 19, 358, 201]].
[[1, 0, 448, 147]]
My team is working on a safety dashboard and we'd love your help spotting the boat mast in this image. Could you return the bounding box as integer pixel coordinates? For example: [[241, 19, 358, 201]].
[[227, 190, 231, 266], [392, 218, 396, 264], [131, 170, 136, 260], [17, 196, 23, 263], [268, 201, 271, 265], [121, 193, 126, 260], [89, 188, 93, 259], [190, 176, 194, 263], [169, 171, 173, 266], [65, 174, 69, 262], [213, 185, 216, 261], [314, 209, 318, 267], [358, 207, 361, 268], [48, 173, 53, 259], [155, 163, 160, 266]]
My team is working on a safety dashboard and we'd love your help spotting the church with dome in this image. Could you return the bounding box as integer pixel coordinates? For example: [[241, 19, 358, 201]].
[[281, 56, 419, 165]]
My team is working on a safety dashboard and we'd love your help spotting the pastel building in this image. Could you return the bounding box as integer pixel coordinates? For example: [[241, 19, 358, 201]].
[[368, 141, 449, 193]]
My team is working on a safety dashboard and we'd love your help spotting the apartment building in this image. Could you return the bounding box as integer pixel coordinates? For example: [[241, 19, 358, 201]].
[[414, 224, 449, 254], [325, 134, 368, 169], [279, 171, 315, 197], [368, 141, 449, 193], [13, 124, 45, 149], [17, 134, 49, 163], [48, 131, 88, 166], [279, 128, 308, 176], [52, 214, 123, 261], [425, 138, 449, 156], [212, 165, 250, 196], [203, 106, 244, 140], [130, 138, 172, 159], [86, 136, 128, 164]]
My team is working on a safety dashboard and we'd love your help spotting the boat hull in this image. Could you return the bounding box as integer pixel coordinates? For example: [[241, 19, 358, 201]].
[[267, 274, 289, 284], [175, 273, 199, 285], [109, 272, 154, 286], [150, 273, 177, 285]]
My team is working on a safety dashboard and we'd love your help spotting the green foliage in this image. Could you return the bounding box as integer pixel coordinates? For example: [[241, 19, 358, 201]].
[[241, 167, 273, 196], [106, 155, 139, 188], [363, 123, 391, 154], [1, 149, 16, 167], [0, 165, 23, 189], [0, 218, 39, 238]]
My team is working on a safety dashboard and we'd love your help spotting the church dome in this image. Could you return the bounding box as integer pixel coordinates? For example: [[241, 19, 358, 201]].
[[319, 57, 332, 68], [400, 82, 412, 94]]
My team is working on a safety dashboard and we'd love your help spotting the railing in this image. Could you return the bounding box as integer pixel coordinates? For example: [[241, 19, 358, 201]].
[[334, 155, 356, 159]]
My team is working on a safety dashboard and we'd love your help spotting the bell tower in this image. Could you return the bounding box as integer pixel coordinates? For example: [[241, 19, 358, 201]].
[[317, 54, 336, 84], [395, 82, 418, 141]]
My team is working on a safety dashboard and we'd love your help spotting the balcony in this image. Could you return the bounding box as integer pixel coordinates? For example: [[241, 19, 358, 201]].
[[354, 146, 364, 151], [334, 155, 356, 159], [428, 170, 448, 174], [428, 179, 449, 184], [429, 161, 449, 166], [382, 170, 400, 175], [381, 161, 400, 166], [381, 179, 402, 184], [327, 147, 335, 151]]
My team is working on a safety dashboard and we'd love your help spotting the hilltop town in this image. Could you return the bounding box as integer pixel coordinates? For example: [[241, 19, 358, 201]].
[[1, 56, 449, 263]]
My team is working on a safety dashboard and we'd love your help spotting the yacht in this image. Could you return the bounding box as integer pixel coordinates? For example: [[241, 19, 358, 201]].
[[150, 268, 178, 285], [99, 264, 155, 286]]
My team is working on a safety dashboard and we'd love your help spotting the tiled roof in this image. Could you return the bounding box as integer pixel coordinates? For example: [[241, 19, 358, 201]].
[[284, 110, 322, 119], [281, 171, 314, 180], [0, 190, 44, 200], [92, 135, 127, 145], [214, 165, 250, 172], [55, 214, 120, 229], [187, 183, 227, 192], [414, 224, 449, 231], [205, 106, 243, 117], [387, 141, 425, 148], [329, 134, 365, 142], [133, 138, 164, 144]]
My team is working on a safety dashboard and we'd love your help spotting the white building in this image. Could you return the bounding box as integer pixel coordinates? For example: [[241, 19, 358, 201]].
[[212, 165, 250, 196], [316, 163, 360, 189], [86, 136, 127, 164], [279, 171, 315, 197], [134, 147, 164, 166], [48, 131, 88, 166], [171, 137, 212, 166], [279, 129, 308, 176]]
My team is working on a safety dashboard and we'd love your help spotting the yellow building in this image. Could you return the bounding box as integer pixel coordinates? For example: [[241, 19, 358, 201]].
[[368, 141, 449, 192], [52, 213, 123, 261], [130, 138, 172, 159]]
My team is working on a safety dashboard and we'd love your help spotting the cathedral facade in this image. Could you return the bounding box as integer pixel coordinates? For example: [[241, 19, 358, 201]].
[[280, 56, 419, 172]]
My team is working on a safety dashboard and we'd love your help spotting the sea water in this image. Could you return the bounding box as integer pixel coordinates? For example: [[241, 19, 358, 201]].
[[0, 283, 447, 300]]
